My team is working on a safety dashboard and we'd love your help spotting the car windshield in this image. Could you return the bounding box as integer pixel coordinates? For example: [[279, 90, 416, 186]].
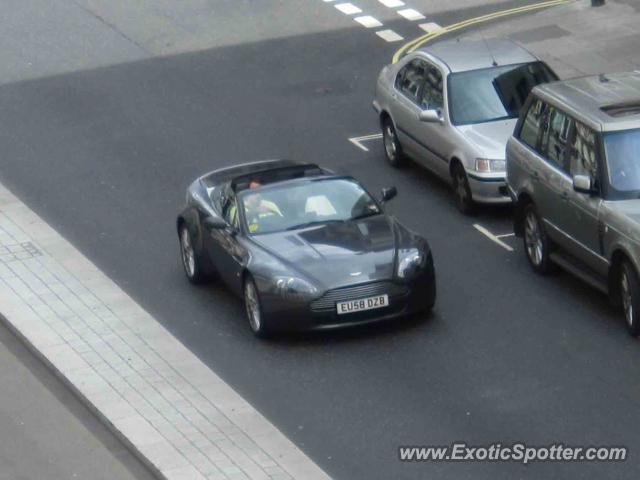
[[448, 61, 557, 126], [240, 178, 381, 235], [604, 128, 640, 193]]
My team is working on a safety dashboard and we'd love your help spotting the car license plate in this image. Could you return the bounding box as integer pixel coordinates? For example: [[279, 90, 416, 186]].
[[336, 294, 389, 315]]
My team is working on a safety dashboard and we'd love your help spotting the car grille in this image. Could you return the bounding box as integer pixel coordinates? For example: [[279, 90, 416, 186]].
[[310, 281, 409, 313]]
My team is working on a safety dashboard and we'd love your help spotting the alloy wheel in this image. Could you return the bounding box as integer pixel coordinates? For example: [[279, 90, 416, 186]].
[[384, 124, 397, 162], [621, 270, 634, 328], [245, 281, 261, 332], [524, 211, 543, 266], [180, 227, 195, 278]]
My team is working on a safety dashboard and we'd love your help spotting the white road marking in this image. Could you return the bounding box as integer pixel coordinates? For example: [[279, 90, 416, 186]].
[[376, 29, 404, 42], [473, 224, 514, 252], [348, 133, 383, 151], [397, 8, 425, 21], [496, 233, 516, 239], [379, 0, 405, 7], [418, 22, 444, 33], [335, 3, 362, 14], [354, 15, 383, 28]]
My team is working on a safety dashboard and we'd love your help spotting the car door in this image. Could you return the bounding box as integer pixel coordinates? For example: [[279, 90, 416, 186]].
[[415, 61, 450, 178], [391, 59, 429, 159], [535, 104, 575, 245], [562, 121, 607, 274], [206, 193, 245, 294]]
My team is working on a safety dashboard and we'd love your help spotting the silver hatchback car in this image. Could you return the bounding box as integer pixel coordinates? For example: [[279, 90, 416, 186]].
[[373, 37, 557, 214], [507, 72, 640, 336]]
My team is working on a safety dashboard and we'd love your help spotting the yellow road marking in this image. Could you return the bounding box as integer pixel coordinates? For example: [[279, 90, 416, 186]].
[[392, 0, 574, 63]]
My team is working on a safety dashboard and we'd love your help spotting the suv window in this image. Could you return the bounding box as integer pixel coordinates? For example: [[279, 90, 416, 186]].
[[519, 98, 546, 150], [569, 121, 599, 179], [540, 106, 572, 171], [396, 59, 427, 104], [420, 64, 443, 110]]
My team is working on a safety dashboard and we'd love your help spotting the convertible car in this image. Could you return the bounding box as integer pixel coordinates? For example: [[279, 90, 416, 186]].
[[176, 159, 436, 336]]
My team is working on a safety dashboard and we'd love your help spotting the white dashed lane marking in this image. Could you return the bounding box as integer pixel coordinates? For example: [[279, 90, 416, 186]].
[[354, 15, 383, 28], [397, 8, 425, 21], [378, 0, 405, 7], [419, 22, 444, 33], [376, 29, 404, 42], [348, 133, 383, 152], [335, 3, 362, 14]]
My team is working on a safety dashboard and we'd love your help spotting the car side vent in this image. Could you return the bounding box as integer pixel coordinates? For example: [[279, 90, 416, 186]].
[[601, 101, 640, 118]]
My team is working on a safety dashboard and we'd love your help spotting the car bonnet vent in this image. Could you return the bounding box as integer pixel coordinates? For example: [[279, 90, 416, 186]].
[[601, 101, 640, 118]]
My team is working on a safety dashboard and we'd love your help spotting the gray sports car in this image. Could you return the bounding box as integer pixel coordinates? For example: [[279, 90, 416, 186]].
[[176, 160, 436, 336]]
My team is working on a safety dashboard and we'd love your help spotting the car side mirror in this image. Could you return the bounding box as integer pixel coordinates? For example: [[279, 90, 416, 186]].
[[203, 216, 226, 230], [381, 186, 397, 203], [573, 174, 595, 194], [418, 109, 443, 124]]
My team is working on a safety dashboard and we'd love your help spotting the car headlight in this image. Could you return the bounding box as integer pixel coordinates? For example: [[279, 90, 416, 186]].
[[396, 248, 426, 280], [475, 158, 506, 173], [274, 276, 318, 300]]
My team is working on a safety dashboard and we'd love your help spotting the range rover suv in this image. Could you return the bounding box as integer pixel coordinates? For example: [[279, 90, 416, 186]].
[[507, 72, 640, 335]]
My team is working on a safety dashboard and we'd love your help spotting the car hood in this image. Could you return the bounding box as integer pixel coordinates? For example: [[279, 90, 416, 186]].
[[457, 118, 517, 159], [251, 215, 397, 288], [608, 199, 640, 230]]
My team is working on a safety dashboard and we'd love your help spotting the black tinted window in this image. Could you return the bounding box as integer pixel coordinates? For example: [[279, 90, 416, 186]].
[[540, 106, 572, 171], [519, 98, 546, 150], [397, 60, 426, 104]]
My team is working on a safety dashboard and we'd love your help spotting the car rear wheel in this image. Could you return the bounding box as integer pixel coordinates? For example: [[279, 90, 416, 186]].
[[620, 261, 640, 337], [523, 204, 554, 274], [244, 276, 269, 338], [382, 118, 405, 168], [452, 163, 475, 215], [179, 225, 205, 284]]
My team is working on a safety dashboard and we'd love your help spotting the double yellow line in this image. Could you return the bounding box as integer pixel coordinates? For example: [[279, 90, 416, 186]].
[[392, 0, 574, 64]]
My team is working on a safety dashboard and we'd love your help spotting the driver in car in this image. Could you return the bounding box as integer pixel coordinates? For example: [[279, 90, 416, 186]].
[[243, 180, 282, 232]]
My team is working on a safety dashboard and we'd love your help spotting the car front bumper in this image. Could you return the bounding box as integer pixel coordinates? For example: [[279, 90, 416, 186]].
[[467, 173, 511, 204], [259, 263, 436, 332]]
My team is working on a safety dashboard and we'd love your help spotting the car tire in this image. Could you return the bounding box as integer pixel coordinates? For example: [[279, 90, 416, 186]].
[[522, 203, 554, 275], [451, 163, 475, 215], [382, 118, 406, 168], [244, 276, 269, 338], [619, 261, 640, 337], [179, 224, 205, 284]]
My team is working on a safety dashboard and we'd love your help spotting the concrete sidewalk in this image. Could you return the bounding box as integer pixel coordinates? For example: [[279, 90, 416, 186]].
[[472, 0, 640, 78], [0, 180, 330, 480]]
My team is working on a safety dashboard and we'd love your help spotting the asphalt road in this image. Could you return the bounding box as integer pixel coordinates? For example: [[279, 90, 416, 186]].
[[0, 319, 156, 480], [1, 1, 639, 479]]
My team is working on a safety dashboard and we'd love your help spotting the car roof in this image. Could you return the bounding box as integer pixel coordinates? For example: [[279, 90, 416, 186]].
[[533, 71, 640, 132], [416, 37, 537, 73], [200, 159, 329, 189]]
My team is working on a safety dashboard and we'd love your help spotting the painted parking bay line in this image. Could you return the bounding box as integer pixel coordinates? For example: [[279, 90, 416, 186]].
[[473, 224, 514, 252], [348, 133, 382, 152]]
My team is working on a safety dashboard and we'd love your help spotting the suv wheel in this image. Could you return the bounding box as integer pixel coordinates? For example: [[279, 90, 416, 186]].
[[382, 118, 405, 167], [452, 163, 475, 215], [523, 204, 554, 274], [620, 261, 640, 336]]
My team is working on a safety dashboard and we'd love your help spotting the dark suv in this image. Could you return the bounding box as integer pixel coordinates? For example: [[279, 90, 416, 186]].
[[507, 72, 640, 335]]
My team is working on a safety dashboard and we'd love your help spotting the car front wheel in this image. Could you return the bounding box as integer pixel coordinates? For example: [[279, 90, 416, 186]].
[[382, 118, 405, 168], [244, 276, 269, 338], [620, 261, 640, 337], [523, 204, 554, 274], [452, 163, 475, 215], [179, 225, 205, 283]]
